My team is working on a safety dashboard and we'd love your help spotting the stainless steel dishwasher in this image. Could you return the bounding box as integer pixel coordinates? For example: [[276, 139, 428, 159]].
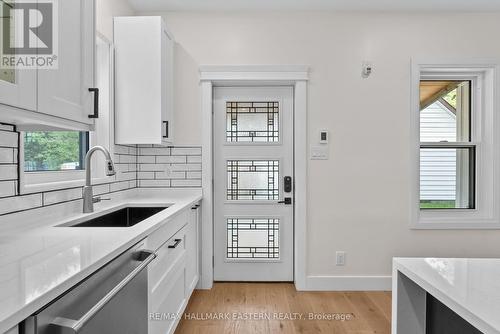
[[22, 241, 156, 334]]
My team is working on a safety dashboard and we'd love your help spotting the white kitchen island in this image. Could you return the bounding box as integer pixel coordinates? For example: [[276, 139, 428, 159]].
[[392, 258, 500, 334]]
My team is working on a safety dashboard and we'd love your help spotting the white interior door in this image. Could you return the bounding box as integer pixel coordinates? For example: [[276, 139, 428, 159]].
[[214, 86, 294, 281]]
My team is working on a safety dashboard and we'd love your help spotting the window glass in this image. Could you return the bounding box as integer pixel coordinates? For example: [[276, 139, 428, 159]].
[[419, 79, 475, 209], [24, 132, 89, 172], [226, 101, 279, 142], [419, 80, 471, 142], [227, 218, 279, 259], [226, 160, 279, 200]]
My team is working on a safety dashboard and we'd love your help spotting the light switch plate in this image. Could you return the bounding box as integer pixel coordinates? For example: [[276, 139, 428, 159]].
[[310, 145, 329, 160]]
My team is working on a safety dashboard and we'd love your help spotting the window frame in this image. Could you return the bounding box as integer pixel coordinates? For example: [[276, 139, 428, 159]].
[[410, 59, 500, 229], [18, 32, 116, 194], [419, 78, 476, 210]]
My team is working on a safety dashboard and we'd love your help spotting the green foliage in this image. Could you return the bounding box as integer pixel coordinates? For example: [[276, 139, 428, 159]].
[[442, 89, 457, 108], [24, 132, 82, 171], [420, 200, 456, 209]]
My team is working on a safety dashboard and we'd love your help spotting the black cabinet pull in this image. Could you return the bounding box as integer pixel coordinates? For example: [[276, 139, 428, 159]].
[[163, 121, 169, 138], [168, 239, 182, 249], [88, 88, 99, 119], [278, 197, 292, 205]]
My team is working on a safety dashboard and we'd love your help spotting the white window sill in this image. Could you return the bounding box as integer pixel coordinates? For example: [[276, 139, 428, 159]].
[[20, 173, 116, 194], [411, 210, 500, 229], [411, 221, 500, 230]]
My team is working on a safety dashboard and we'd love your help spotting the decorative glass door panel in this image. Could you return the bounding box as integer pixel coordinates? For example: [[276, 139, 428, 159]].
[[214, 87, 294, 281]]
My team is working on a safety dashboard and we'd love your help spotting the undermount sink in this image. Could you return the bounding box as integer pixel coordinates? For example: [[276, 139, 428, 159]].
[[59, 207, 169, 228]]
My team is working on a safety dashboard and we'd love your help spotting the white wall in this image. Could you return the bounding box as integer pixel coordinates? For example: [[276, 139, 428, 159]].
[[96, 0, 135, 40], [150, 11, 500, 282]]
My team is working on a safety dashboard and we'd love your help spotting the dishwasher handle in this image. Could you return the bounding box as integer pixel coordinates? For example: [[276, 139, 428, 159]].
[[49, 250, 156, 334]]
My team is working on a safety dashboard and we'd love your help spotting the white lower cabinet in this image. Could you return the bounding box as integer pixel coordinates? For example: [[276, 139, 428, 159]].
[[147, 203, 200, 334]]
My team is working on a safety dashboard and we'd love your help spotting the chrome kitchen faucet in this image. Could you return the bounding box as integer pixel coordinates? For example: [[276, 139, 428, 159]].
[[83, 146, 116, 213]]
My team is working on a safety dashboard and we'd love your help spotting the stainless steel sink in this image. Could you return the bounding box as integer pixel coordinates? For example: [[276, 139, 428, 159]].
[[60, 207, 169, 227]]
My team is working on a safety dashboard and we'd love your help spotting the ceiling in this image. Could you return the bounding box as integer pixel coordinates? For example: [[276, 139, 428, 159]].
[[128, 0, 500, 12]]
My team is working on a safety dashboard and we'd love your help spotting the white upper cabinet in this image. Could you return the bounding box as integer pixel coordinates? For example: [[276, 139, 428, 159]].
[[114, 16, 175, 145], [0, 0, 96, 130], [0, 2, 36, 111], [37, 0, 96, 126]]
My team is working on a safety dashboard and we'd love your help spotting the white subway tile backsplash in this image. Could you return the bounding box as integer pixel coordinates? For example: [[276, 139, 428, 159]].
[[43, 188, 82, 206], [186, 171, 202, 179], [171, 179, 202, 187], [114, 145, 130, 155], [0, 124, 201, 216], [110, 181, 131, 193], [0, 126, 138, 217], [137, 172, 154, 179], [155, 171, 185, 179], [0, 148, 14, 163], [0, 124, 15, 131], [170, 164, 201, 172], [187, 155, 202, 163], [93, 183, 111, 196], [139, 179, 171, 187], [0, 131, 18, 147], [171, 147, 201, 156], [119, 154, 136, 164], [155, 155, 186, 164], [0, 165, 17, 180], [0, 194, 42, 215], [128, 146, 138, 155], [0, 181, 16, 197], [139, 147, 170, 156], [138, 155, 155, 163], [137, 146, 202, 189], [139, 163, 168, 172]]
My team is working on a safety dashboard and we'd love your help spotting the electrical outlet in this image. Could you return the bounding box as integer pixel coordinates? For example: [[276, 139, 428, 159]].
[[336, 251, 346, 266]]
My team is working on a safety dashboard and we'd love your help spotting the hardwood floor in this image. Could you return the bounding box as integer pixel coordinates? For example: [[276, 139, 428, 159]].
[[175, 283, 392, 334]]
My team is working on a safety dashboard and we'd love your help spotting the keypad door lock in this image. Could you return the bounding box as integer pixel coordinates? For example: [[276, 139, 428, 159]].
[[284, 176, 292, 193]]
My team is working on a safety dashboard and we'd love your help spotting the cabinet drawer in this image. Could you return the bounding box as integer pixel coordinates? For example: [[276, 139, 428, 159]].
[[149, 226, 186, 291], [149, 257, 186, 334], [147, 210, 188, 251]]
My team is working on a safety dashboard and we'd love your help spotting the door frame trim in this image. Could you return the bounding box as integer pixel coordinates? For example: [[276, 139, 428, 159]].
[[199, 65, 309, 290]]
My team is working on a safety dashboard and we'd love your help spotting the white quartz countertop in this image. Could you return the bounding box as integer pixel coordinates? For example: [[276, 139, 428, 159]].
[[394, 257, 500, 334], [0, 188, 202, 333]]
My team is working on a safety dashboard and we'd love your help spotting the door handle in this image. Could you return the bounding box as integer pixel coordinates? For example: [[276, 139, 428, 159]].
[[48, 250, 156, 333], [168, 239, 182, 248], [162, 121, 169, 138], [88, 88, 99, 119], [278, 197, 292, 205]]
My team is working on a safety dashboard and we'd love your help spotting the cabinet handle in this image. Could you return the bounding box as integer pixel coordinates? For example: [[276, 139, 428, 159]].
[[162, 121, 169, 138], [88, 88, 99, 119], [168, 239, 182, 249]]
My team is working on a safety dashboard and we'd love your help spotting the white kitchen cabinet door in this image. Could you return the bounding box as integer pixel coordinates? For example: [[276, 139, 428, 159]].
[[0, 69, 36, 111], [37, 0, 96, 127], [161, 24, 174, 144], [0, 2, 36, 111], [185, 204, 200, 294], [114, 16, 174, 145]]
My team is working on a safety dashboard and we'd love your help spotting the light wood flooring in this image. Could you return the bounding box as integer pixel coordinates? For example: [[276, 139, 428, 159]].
[[175, 283, 392, 334]]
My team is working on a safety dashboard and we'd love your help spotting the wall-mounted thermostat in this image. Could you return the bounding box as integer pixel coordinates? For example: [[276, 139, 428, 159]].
[[319, 130, 329, 144]]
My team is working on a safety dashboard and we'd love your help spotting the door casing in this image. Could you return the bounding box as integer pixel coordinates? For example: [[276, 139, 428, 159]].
[[199, 65, 309, 290]]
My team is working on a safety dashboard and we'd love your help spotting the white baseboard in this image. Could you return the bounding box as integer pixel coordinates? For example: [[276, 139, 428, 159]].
[[302, 275, 392, 291]]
